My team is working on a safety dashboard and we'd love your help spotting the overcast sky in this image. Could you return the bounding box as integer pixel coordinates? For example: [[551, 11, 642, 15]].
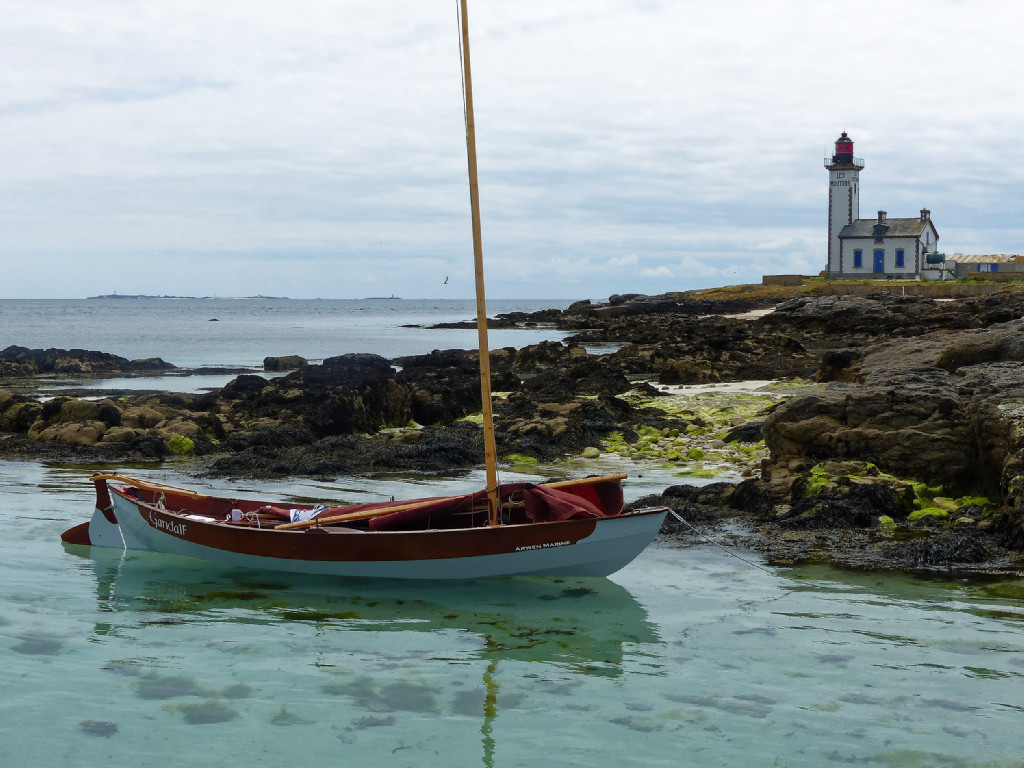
[[2, 0, 1022, 300]]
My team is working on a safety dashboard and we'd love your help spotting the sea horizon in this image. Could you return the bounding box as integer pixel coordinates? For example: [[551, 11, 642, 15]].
[[0, 295, 584, 303], [0, 297, 575, 371]]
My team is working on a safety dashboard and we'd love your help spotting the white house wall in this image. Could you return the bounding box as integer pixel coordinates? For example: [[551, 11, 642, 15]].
[[838, 236, 923, 276], [923, 222, 938, 253]]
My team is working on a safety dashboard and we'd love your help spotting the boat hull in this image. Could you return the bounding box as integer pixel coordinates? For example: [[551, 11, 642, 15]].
[[109, 490, 666, 579]]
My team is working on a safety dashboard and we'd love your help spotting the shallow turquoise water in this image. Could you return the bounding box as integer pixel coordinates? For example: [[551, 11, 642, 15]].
[[3, 462, 1024, 767]]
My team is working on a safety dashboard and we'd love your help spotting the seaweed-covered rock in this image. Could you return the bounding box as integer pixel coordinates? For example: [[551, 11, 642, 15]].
[[724, 420, 764, 444], [374, 425, 483, 471], [224, 354, 412, 438], [0, 345, 174, 375], [882, 529, 995, 568], [263, 355, 308, 371], [393, 348, 518, 426], [778, 480, 898, 530]]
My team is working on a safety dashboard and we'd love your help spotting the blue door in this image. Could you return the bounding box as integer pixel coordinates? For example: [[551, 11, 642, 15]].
[[873, 250, 885, 273]]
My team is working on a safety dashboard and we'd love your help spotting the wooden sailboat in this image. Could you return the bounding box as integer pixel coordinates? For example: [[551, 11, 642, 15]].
[[59, 0, 667, 579]]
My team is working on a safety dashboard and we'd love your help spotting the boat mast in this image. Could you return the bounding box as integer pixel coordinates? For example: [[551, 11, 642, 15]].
[[458, 0, 500, 526]]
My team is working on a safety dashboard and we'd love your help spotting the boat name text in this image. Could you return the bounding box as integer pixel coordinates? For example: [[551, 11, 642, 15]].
[[153, 516, 187, 537], [515, 540, 570, 552]]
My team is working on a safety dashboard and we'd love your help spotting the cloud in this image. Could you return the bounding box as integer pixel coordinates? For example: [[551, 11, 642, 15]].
[[0, 0, 1021, 299], [642, 266, 673, 278]]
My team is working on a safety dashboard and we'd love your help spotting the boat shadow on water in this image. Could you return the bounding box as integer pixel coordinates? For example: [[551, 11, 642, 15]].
[[68, 545, 660, 671]]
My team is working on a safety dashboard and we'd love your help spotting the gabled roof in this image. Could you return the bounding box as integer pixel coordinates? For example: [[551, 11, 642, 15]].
[[839, 218, 935, 238]]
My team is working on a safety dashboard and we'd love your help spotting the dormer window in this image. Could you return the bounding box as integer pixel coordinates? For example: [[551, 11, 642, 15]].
[[874, 226, 885, 243]]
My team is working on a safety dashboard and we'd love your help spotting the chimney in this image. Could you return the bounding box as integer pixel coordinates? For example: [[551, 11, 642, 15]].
[[920, 208, 930, 221], [877, 210, 886, 223]]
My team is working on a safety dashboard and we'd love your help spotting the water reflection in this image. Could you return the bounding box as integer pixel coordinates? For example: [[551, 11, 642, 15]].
[[69, 546, 658, 766], [74, 547, 657, 665]]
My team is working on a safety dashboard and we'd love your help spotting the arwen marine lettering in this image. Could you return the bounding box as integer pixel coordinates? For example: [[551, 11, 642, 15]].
[[515, 541, 570, 552]]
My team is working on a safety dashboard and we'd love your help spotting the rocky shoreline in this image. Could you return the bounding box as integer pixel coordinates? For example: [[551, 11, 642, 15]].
[[6, 282, 1024, 576]]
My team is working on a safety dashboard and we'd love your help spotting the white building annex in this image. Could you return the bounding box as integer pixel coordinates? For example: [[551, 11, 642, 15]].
[[825, 132, 939, 279]]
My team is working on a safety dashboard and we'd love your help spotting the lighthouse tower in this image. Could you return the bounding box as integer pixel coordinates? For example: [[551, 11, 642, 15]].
[[825, 132, 864, 275]]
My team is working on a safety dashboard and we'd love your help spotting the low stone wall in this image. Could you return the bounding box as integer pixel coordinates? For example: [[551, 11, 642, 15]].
[[821, 281, 1006, 298], [952, 269, 1024, 281]]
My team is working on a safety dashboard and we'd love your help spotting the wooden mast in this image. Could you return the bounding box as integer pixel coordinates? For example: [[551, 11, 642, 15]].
[[458, 0, 500, 526]]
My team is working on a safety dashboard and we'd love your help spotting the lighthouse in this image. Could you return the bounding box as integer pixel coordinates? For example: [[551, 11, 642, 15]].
[[825, 132, 864, 276]]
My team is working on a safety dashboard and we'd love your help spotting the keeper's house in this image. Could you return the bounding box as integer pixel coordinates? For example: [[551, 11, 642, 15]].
[[825, 132, 939, 279]]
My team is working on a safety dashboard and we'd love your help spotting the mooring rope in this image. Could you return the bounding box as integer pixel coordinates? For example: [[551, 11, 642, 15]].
[[667, 508, 792, 580]]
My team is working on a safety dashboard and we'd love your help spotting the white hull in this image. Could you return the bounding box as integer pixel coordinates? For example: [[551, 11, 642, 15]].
[[87, 506, 149, 550]]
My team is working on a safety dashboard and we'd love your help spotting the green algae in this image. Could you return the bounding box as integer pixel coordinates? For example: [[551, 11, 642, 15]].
[[502, 453, 539, 465], [79, 720, 118, 738], [277, 608, 362, 623], [221, 683, 255, 699], [167, 435, 195, 455], [321, 675, 440, 713], [353, 714, 397, 728], [954, 495, 995, 511], [677, 468, 721, 479], [869, 748, 985, 768], [908, 507, 949, 522], [377, 681, 441, 712], [12, 633, 65, 656], [270, 705, 313, 726], [979, 583, 1024, 601], [957, 495, 992, 507], [174, 699, 239, 725], [913, 481, 944, 506], [805, 464, 833, 496], [599, 392, 770, 477], [136, 672, 209, 700], [804, 462, 975, 522], [609, 715, 664, 732]]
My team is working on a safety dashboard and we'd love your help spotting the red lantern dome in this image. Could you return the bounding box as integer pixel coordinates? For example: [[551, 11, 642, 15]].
[[833, 132, 854, 164]]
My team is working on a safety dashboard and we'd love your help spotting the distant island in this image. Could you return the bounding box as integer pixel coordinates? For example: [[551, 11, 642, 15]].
[[87, 294, 289, 300], [364, 296, 401, 300]]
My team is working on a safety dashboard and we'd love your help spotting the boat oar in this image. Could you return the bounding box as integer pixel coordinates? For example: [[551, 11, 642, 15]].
[[274, 473, 629, 531], [545, 473, 626, 489], [274, 496, 473, 530]]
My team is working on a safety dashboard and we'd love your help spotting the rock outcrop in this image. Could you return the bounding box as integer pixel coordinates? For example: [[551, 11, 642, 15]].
[[763, 319, 1024, 499], [0, 345, 175, 376]]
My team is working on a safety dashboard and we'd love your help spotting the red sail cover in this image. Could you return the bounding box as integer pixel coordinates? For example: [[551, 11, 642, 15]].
[[367, 481, 623, 531]]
